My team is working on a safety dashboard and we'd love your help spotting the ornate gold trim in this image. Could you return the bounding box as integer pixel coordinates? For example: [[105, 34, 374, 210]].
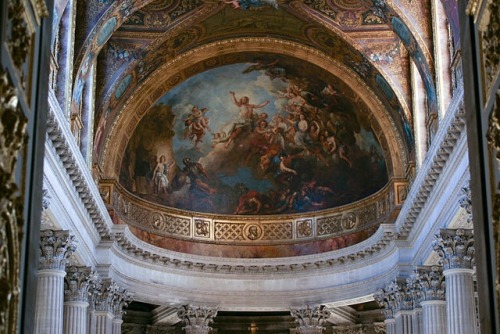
[[0, 69, 27, 334]]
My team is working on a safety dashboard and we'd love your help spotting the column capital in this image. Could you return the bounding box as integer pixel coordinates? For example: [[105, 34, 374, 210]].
[[433, 228, 475, 269], [177, 305, 218, 333], [64, 265, 94, 302], [290, 305, 330, 332], [39, 229, 76, 270], [89, 278, 133, 319], [374, 278, 418, 319], [414, 266, 445, 301]]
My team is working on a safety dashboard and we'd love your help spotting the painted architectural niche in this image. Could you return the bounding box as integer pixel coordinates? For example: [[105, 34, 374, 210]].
[[120, 56, 389, 216]]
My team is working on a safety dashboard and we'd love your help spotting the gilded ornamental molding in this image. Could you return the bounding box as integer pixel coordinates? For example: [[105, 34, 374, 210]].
[[0, 68, 27, 334]]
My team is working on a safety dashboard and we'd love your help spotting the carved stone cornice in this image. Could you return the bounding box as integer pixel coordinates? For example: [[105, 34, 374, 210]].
[[112, 177, 394, 247], [39, 229, 77, 271], [64, 266, 93, 302], [290, 305, 330, 333], [113, 227, 396, 274], [433, 229, 475, 270], [177, 305, 218, 333], [397, 90, 466, 240], [414, 266, 445, 301], [0, 69, 26, 334], [46, 91, 112, 239]]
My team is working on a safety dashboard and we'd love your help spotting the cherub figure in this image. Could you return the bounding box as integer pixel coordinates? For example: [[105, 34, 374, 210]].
[[184, 106, 210, 149]]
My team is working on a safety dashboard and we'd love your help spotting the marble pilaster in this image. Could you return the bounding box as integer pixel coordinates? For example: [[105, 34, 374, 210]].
[[434, 229, 476, 334], [34, 230, 76, 334], [177, 305, 218, 334], [290, 305, 330, 334]]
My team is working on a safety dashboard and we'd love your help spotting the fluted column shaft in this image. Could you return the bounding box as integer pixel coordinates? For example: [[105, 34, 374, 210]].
[[395, 310, 414, 334], [385, 318, 396, 334], [94, 311, 113, 334], [444, 268, 476, 334], [412, 308, 422, 334], [421, 300, 446, 334], [34, 270, 66, 334], [112, 318, 123, 334], [434, 229, 475, 334], [34, 229, 76, 334], [63, 301, 88, 334]]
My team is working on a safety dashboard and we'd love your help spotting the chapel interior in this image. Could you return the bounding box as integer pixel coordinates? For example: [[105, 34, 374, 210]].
[[0, 0, 499, 333]]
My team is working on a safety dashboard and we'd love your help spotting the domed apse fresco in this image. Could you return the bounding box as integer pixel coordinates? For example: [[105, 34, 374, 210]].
[[119, 56, 388, 215]]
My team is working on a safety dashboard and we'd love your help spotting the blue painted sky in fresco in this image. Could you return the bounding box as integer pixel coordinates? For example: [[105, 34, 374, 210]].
[[158, 63, 288, 156]]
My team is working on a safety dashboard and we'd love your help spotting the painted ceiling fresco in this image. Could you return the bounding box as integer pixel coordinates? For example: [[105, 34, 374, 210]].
[[120, 55, 388, 215]]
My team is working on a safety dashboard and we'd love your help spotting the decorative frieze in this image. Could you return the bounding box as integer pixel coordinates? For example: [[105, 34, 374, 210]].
[[290, 305, 330, 333], [397, 93, 466, 240], [112, 180, 392, 245], [39, 230, 76, 271], [433, 229, 475, 270], [177, 305, 218, 334]]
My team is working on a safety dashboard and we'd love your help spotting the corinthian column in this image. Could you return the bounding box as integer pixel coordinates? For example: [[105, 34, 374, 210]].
[[290, 305, 331, 334], [375, 278, 421, 334], [177, 305, 218, 334], [88, 278, 132, 334], [63, 266, 93, 334], [415, 266, 446, 334], [434, 229, 476, 334], [34, 230, 76, 334], [373, 289, 396, 334]]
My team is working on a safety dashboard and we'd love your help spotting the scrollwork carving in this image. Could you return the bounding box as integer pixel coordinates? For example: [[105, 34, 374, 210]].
[[480, 0, 499, 93], [0, 69, 26, 334], [7, 0, 32, 87]]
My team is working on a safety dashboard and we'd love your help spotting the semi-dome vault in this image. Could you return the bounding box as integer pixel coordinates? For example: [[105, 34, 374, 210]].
[[69, 0, 437, 257], [9, 0, 500, 330]]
